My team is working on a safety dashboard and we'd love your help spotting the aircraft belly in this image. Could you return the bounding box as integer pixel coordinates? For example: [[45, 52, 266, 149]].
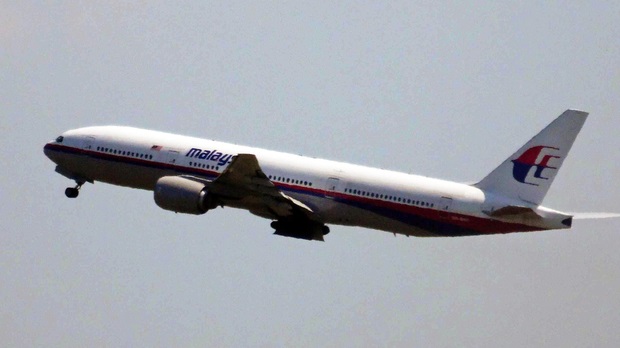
[[56, 152, 170, 190], [87, 158, 164, 189], [318, 196, 548, 237], [320, 199, 436, 236], [283, 192, 437, 237]]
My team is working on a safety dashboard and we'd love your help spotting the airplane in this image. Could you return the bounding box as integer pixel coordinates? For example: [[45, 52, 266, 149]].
[[43, 109, 617, 241]]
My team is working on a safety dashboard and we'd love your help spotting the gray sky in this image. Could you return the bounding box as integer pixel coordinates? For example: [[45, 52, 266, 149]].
[[2, 1, 620, 347]]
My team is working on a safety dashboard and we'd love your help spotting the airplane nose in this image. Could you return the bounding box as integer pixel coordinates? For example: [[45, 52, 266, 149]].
[[43, 141, 58, 162]]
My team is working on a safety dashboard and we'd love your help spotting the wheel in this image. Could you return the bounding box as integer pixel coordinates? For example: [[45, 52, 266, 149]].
[[65, 187, 79, 198]]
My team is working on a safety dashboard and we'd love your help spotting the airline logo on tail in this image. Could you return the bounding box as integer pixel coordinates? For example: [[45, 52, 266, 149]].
[[512, 146, 561, 186]]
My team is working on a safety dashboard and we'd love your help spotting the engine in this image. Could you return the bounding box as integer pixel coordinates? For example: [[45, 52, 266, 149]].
[[154, 176, 216, 215]]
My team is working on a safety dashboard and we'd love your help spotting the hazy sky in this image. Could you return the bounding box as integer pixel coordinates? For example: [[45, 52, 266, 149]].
[[2, 2, 620, 347]]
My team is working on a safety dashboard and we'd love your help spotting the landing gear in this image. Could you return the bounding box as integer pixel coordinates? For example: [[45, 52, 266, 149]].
[[271, 220, 330, 241], [65, 182, 83, 198], [65, 187, 79, 198]]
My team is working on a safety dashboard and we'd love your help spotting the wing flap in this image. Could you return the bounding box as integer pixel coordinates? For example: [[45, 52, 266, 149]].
[[207, 154, 319, 221], [179, 154, 327, 241]]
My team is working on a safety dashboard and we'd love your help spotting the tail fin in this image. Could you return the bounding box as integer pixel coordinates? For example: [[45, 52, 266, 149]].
[[474, 109, 588, 205]]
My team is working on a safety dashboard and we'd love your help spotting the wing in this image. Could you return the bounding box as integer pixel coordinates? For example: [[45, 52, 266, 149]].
[[184, 154, 328, 241]]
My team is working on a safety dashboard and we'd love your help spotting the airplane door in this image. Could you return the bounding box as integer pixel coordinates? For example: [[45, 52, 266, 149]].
[[325, 177, 341, 199], [165, 150, 180, 165], [82, 136, 96, 151], [439, 196, 453, 218]]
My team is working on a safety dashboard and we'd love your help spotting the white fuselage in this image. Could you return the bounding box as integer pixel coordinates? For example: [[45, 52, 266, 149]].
[[44, 126, 571, 237]]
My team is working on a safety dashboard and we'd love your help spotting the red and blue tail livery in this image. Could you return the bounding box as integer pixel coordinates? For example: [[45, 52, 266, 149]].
[[43, 109, 618, 241], [512, 146, 561, 185]]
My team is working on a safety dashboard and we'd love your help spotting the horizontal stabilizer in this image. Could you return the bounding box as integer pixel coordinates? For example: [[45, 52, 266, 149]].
[[483, 206, 542, 219]]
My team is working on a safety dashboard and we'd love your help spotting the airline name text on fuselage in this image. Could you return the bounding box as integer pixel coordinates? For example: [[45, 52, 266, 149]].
[[185, 147, 234, 166]]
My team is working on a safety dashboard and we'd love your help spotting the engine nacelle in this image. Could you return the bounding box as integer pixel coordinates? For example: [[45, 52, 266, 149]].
[[154, 176, 213, 215]]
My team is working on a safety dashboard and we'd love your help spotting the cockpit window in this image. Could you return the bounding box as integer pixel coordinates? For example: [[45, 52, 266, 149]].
[[55, 136, 64, 143]]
